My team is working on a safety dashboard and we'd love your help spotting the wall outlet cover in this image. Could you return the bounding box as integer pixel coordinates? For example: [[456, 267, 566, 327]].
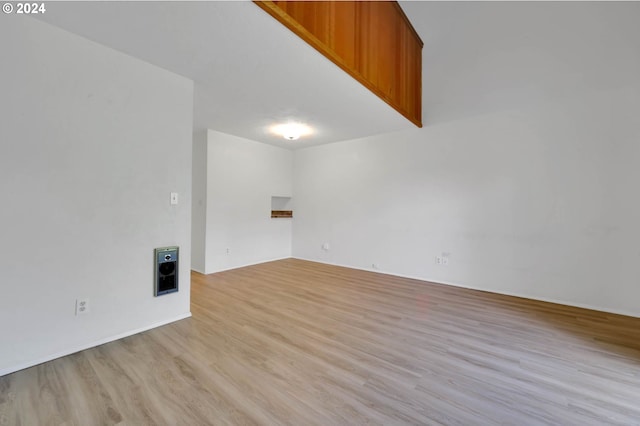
[[76, 298, 90, 315]]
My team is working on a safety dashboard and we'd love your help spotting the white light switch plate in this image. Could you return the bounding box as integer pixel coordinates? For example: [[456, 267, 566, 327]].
[[170, 192, 178, 205]]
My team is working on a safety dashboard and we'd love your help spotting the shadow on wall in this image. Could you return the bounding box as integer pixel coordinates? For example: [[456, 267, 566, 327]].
[[411, 2, 640, 127]]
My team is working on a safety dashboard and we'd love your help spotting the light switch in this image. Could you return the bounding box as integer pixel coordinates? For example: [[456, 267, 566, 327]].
[[170, 192, 178, 205]]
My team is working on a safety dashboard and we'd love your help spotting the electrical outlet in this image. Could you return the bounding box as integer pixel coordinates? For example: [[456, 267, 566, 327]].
[[372, 263, 378, 270], [442, 257, 449, 266], [435, 256, 442, 265], [76, 298, 89, 315], [226, 248, 230, 255]]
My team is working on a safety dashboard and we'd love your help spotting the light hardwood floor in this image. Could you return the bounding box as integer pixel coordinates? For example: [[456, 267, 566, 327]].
[[2, 258, 640, 425]]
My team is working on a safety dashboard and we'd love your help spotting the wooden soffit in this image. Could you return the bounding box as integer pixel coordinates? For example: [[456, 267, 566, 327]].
[[254, 1, 423, 127]]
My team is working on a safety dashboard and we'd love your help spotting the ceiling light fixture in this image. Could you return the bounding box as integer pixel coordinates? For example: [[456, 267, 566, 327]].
[[271, 122, 313, 141]]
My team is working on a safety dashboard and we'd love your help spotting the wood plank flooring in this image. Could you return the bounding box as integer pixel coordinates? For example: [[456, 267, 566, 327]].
[[2, 258, 640, 425]]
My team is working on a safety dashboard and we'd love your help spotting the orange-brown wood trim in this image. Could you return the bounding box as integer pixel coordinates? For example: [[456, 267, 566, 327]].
[[271, 210, 293, 218], [253, 1, 423, 128], [392, 3, 424, 48]]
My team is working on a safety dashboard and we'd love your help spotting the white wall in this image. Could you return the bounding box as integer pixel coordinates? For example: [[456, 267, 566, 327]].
[[191, 130, 208, 273], [293, 2, 640, 317], [202, 130, 293, 273], [0, 17, 193, 375]]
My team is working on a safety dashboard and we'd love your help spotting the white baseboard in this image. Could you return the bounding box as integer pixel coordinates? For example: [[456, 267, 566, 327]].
[[292, 256, 640, 319], [0, 312, 192, 377], [204, 256, 292, 274]]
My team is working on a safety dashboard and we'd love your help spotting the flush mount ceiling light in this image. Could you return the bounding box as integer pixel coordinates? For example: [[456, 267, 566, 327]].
[[270, 122, 313, 141]]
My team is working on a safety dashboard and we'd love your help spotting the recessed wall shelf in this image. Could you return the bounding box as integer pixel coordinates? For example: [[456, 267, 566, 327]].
[[271, 196, 292, 218], [271, 210, 293, 218]]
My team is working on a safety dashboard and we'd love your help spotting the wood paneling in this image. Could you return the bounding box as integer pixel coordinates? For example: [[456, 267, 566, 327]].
[[255, 1, 423, 127], [2, 259, 640, 424]]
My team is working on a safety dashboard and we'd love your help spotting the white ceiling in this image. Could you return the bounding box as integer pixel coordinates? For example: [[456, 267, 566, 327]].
[[37, 1, 416, 149]]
